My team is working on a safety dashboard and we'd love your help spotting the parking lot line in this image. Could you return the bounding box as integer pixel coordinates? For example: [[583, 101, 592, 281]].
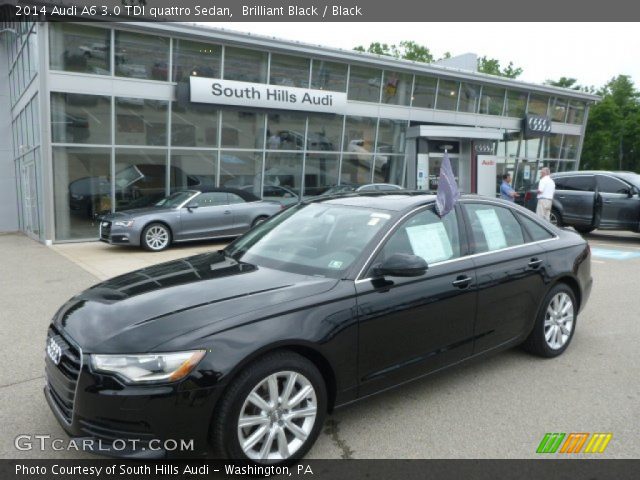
[[588, 241, 640, 250]]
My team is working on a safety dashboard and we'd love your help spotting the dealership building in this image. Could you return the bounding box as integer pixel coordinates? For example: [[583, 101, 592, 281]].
[[0, 16, 599, 244]]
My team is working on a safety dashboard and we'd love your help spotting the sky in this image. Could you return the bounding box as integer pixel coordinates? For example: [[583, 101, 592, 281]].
[[199, 22, 640, 88]]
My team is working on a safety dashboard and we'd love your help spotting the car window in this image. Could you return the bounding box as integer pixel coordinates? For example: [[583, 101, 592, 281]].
[[597, 175, 631, 194], [464, 203, 525, 253], [196, 192, 228, 206], [371, 207, 461, 270], [556, 175, 594, 192], [227, 193, 246, 204], [516, 213, 555, 242]]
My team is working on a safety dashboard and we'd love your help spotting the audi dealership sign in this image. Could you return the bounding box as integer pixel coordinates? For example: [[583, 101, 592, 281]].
[[190, 76, 348, 114], [524, 114, 552, 138]]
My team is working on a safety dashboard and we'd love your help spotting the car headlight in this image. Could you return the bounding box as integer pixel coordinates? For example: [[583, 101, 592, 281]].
[[91, 350, 206, 384], [113, 220, 135, 227]]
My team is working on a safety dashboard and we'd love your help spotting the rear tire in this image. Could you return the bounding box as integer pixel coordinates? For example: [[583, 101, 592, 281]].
[[252, 216, 269, 228], [550, 209, 562, 227], [210, 351, 327, 464], [574, 226, 595, 235], [522, 284, 577, 358], [141, 223, 171, 251]]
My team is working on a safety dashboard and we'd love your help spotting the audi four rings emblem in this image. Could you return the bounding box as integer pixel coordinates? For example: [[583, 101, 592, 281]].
[[527, 116, 552, 133], [47, 337, 62, 365], [475, 144, 494, 154]]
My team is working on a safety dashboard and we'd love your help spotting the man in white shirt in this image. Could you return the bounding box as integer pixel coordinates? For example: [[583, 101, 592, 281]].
[[536, 167, 556, 222]]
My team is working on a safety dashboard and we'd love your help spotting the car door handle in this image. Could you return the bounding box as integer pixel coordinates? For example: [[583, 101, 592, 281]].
[[528, 258, 543, 269], [452, 275, 472, 289], [223, 210, 232, 215], [557, 195, 565, 199], [603, 200, 612, 204]]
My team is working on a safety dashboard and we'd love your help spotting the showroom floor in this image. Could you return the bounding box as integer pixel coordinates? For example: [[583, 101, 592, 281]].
[[52, 239, 230, 280]]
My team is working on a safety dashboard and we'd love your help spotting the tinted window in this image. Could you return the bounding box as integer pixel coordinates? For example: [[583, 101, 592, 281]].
[[555, 176, 594, 192], [517, 213, 555, 242], [375, 207, 461, 267], [196, 192, 228, 206], [597, 175, 631, 194], [465, 203, 524, 253]]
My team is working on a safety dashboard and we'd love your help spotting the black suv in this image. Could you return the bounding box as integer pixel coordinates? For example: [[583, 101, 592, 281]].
[[523, 171, 640, 234]]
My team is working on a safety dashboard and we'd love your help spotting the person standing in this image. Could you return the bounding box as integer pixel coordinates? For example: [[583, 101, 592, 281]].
[[499, 173, 518, 202], [536, 167, 556, 222]]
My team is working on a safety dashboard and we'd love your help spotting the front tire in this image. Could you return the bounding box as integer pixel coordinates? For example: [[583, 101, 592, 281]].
[[522, 284, 577, 358], [549, 209, 562, 227], [211, 351, 327, 464], [141, 223, 171, 251]]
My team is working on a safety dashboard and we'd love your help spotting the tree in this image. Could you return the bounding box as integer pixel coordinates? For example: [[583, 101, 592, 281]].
[[477, 56, 523, 79], [353, 42, 522, 78]]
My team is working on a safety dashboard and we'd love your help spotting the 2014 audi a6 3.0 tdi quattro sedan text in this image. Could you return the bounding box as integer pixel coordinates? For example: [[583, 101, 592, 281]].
[[44, 193, 592, 463]]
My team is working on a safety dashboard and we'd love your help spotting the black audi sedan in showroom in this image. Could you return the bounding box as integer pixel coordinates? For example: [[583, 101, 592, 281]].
[[44, 193, 592, 463]]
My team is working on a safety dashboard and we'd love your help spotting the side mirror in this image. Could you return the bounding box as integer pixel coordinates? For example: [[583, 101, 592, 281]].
[[374, 253, 428, 278], [186, 202, 199, 211]]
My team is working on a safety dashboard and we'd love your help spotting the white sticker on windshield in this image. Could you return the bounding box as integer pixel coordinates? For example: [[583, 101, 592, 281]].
[[368, 217, 381, 226], [370, 212, 391, 219], [328, 260, 344, 269]]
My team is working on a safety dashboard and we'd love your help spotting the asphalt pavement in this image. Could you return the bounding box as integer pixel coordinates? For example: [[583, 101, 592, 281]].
[[0, 230, 638, 459]]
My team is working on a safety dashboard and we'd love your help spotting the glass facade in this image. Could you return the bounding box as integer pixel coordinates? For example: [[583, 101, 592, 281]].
[[3, 22, 594, 243]]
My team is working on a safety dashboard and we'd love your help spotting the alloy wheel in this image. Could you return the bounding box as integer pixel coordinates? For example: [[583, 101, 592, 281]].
[[544, 292, 574, 350], [237, 371, 317, 461], [549, 211, 559, 226], [145, 226, 169, 250]]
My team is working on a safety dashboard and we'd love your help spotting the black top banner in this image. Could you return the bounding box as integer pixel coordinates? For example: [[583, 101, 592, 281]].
[[3, 0, 640, 21]]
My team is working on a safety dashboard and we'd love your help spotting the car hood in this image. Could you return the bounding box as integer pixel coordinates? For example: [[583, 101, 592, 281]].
[[101, 207, 173, 219], [53, 251, 338, 353]]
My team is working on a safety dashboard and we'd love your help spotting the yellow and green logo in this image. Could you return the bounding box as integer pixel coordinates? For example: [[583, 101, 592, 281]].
[[536, 432, 612, 454]]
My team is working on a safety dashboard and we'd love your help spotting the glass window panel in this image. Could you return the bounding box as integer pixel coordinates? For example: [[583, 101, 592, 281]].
[[49, 23, 111, 75], [527, 94, 549, 116], [223, 46, 268, 83], [53, 146, 111, 240], [566, 100, 586, 125], [543, 134, 563, 159], [270, 54, 310, 88], [479, 86, 505, 115], [115, 30, 169, 81], [458, 83, 481, 113], [303, 153, 340, 196], [220, 109, 265, 149], [51, 93, 111, 145], [373, 155, 404, 185], [561, 135, 579, 160], [114, 148, 167, 211], [344, 116, 376, 155], [24, 100, 33, 148], [115, 98, 168, 146], [28, 29, 38, 76], [264, 152, 303, 194], [341, 154, 373, 186], [171, 102, 218, 147], [516, 213, 554, 241], [381, 71, 412, 106], [32, 96, 40, 146], [376, 118, 406, 154], [412, 75, 437, 109], [505, 90, 527, 117], [550, 97, 568, 122], [266, 111, 307, 151], [172, 38, 221, 83], [307, 113, 343, 152], [219, 150, 263, 195], [436, 79, 460, 111], [311, 59, 347, 92], [348, 65, 382, 102], [170, 150, 217, 193], [465, 203, 525, 253]]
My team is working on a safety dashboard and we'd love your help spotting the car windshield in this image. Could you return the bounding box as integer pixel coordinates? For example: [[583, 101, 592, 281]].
[[225, 203, 392, 278], [154, 191, 197, 208]]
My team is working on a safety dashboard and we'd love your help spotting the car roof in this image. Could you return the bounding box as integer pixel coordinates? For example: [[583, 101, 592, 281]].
[[552, 170, 637, 177]]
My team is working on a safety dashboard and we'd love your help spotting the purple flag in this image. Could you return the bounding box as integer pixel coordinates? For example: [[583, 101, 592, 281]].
[[435, 151, 460, 217]]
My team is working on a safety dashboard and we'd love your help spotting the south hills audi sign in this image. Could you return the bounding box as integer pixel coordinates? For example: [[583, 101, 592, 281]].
[[190, 76, 348, 113]]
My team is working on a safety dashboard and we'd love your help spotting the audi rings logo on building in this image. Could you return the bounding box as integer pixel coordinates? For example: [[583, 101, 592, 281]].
[[474, 142, 494, 154], [46, 337, 62, 365], [524, 114, 552, 138]]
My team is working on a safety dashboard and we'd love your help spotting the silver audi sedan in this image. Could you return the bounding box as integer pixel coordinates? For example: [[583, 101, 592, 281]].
[[99, 188, 283, 251]]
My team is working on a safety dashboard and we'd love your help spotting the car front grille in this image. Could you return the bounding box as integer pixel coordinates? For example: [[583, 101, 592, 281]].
[[100, 221, 111, 241], [45, 326, 82, 424]]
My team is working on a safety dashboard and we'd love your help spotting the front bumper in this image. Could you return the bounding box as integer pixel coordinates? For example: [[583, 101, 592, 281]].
[[44, 328, 218, 459], [99, 221, 139, 246]]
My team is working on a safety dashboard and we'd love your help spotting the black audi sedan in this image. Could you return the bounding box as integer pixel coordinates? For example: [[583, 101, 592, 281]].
[[44, 193, 592, 463]]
